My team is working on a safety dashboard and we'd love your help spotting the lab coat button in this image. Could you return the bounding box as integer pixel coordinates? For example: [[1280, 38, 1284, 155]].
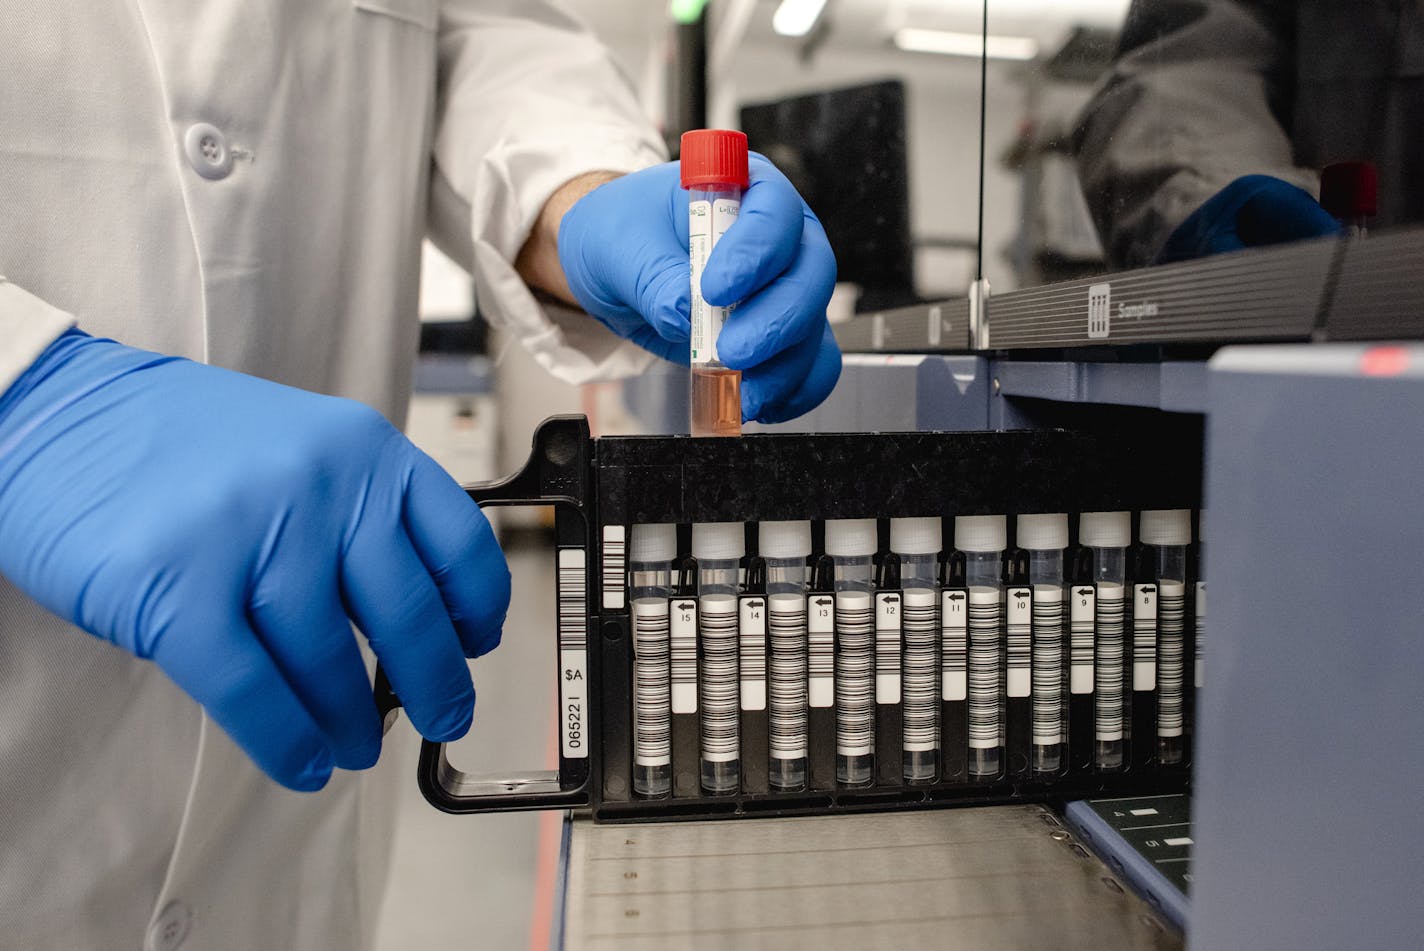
[[183, 123, 233, 180], [147, 900, 192, 951]]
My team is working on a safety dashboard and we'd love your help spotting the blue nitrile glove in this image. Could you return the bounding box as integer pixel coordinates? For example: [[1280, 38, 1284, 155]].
[[0, 330, 509, 791], [558, 154, 841, 424], [1156, 174, 1341, 264]]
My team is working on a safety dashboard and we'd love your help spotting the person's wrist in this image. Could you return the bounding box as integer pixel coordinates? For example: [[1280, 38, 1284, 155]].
[[518, 170, 622, 306]]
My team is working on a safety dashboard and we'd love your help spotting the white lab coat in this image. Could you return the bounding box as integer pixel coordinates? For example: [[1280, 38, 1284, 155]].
[[1075, 0, 1424, 267], [0, 2, 662, 948]]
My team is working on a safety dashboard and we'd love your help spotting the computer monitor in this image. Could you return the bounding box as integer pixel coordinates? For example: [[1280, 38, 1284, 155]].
[[740, 79, 915, 311]]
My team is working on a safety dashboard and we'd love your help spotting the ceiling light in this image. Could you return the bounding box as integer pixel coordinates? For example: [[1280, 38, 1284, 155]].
[[773, 0, 830, 37], [893, 27, 1039, 60]]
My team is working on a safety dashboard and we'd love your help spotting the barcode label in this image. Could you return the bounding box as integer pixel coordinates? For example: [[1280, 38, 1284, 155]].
[[1031, 585, 1065, 746], [1157, 580, 1186, 737], [739, 596, 767, 711], [670, 598, 698, 714], [1070, 585, 1096, 694], [601, 525, 626, 609], [835, 591, 874, 757], [875, 592, 902, 704], [942, 588, 968, 701], [1133, 583, 1158, 691], [768, 593, 808, 760], [1095, 581, 1125, 742], [1195, 581, 1206, 689], [808, 594, 835, 708], [967, 587, 1001, 750], [557, 548, 588, 759], [1006, 587, 1032, 698], [902, 588, 939, 753], [699, 594, 739, 763], [631, 598, 670, 767]]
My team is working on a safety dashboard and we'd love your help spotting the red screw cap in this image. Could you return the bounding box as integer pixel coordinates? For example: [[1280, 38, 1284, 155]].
[[680, 129, 749, 190], [1320, 161, 1378, 219]]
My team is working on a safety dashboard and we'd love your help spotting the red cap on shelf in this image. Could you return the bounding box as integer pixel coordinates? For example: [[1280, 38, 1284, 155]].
[[680, 129, 750, 190], [1319, 161, 1379, 220]]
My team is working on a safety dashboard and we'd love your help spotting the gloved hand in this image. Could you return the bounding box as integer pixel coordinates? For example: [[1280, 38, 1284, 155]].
[[558, 154, 840, 423], [0, 330, 508, 790], [1156, 174, 1341, 264]]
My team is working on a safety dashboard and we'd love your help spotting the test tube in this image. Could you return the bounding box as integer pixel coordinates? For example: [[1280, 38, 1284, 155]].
[[891, 517, 942, 784], [693, 522, 743, 794], [1018, 514, 1068, 777], [1080, 511, 1129, 772], [681, 129, 750, 437], [1141, 509, 1191, 766], [762, 520, 811, 791], [826, 518, 876, 787], [956, 515, 1006, 780], [628, 524, 676, 798]]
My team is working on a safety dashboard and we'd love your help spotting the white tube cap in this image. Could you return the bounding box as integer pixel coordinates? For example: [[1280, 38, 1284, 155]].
[[954, 515, 1006, 552], [760, 520, 811, 560], [1140, 509, 1192, 546], [890, 517, 942, 555], [824, 518, 877, 557], [1079, 511, 1130, 548], [1016, 513, 1068, 551], [629, 523, 677, 563], [692, 522, 744, 560]]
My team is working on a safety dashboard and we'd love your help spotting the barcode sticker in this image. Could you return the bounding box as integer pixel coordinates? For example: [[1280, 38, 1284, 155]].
[[1133, 583, 1158, 691], [1195, 581, 1206, 689], [1031, 585, 1064, 747], [1070, 585, 1096, 694], [967, 587, 1001, 750], [631, 598, 670, 767], [1006, 587, 1032, 698], [739, 596, 767, 711], [942, 588, 968, 701], [1157, 580, 1186, 737], [1096, 581, 1125, 742], [808, 594, 835, 708], [835, 590, 874, 757], [670, 598, 698, 714], [699, 594, 740, 762], [875, 592, 902, 704], [902, 588, 939, 752], [557, 548, 588, 759], [768, 593, 809, 760], [601, 525, 626, 609]]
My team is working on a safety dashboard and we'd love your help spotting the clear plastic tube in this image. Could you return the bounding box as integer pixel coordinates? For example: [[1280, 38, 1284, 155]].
[[833, 553, 874, 786], [964, 549, 1004, 779], [698, 556, 740, 795], [898, 551, 940, 783], [1027, 548, 1065, 776], [688, 183, 743, 437], [765, 553, 809, 790], [1091, 546, 1128, 772], [630, 548, 674, 799], [1153, 543, 1188, 765]]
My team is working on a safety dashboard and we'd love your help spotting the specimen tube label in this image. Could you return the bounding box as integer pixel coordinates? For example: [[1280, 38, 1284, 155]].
[[1157, 580, 1186, 738], [902, 589, 940, 753], [967, 588, 1001, 750], [688, 198, 739, 364], [942, 588, 968, 701], [808, 595, 835, 707], [670, 599, 699, 714], [835, 591, 874, 757], [1132, 583, 1159, 690], [1194, 582, 1206, 689], [1006, 587, 1032, 698], [1069, 586, 1096, 694], [601, 525, 626, 609], [769, 594, 809, 760], [1095, 582, 1125, 743], [1031, 586, 1065, 747], [875, 592, 903, 704], [739, 596, 768, 711], [557, 547, 589, 759]]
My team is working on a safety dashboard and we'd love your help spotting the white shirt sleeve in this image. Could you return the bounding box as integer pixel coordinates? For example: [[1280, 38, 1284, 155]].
[[0, 278, 77, 396], [429, 1, 667, 385]]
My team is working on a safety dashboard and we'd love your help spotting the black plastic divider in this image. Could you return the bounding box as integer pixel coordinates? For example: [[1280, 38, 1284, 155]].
[[414, 416, 1204, 821]]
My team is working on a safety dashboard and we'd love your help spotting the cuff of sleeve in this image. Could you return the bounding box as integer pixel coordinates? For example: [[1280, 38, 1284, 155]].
[[0, 279, 78, 396], [467, 132, 666, 384]]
